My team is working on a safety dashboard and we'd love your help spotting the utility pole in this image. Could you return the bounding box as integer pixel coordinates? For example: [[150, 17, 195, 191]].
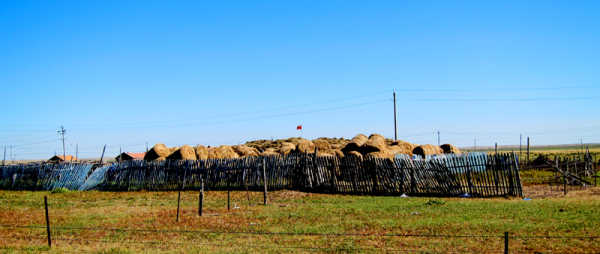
[[519, 134, 522, 158], [99, 145, 106, 164], [57, 126, 66, 162], [75, 144, 78, 162], [527, 136, 530, 165], [393, 90, 397, 140], [146, 142, 149, 153], [437, 131, 440, 146]]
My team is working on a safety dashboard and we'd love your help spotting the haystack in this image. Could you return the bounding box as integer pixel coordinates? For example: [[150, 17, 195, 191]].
[[295, 139, 316, 153], [365, 149, 395, 159], [279, 142, 296, 155], [334, 150, 345, 158], [312, 139, 331, 151], [412, 145, 443, 158], [208, 145, 239, 159], [389, 140, 414, 156], [261, 148, 280, 157], [194, 145, 209, 160], [440, 144, 461, 154], [362, 134, 387, 153], [232, 145, 260, 157], [144, 144, 172, 161], [167, 145, 197, 160], [341, 134, 368, 153]]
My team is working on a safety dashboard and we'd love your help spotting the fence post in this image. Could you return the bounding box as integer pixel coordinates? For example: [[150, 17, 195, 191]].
[[504, 232, 509, 254], [44, 196, 51, 248], [263, 158, 268, 205], [198, 175, 204, 216]]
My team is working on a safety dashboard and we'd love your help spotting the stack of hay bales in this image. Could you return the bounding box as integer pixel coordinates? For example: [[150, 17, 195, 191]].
[[167, 145, 197, 160], [261, 148, 280, 156], [362, 134, 387, 154], [278, 142, 296, 155], [144, 144, 172, 161], [346, 151, 363, 159], [440, 144, 461, 154], [341, 134, 368, 154], [232, 145, 260, 157], [194, 145, 209, 160], [389, 140, 415, 156], [208, 145, 239, 159], [295, 138, 316, 153], [412, 144, 444, 158]]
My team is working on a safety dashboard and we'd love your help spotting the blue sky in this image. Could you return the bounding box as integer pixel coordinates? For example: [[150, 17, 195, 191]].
[[1, 1, 599, 159]]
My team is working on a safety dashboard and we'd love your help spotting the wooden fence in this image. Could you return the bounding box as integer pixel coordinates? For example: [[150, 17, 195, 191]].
[[0, 153, 522, 197]]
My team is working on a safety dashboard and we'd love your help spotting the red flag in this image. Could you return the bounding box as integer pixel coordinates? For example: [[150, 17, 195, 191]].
[[296, 125, 302, 130]]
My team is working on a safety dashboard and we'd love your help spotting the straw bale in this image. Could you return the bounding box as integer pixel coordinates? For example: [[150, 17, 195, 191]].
[[441, 144, 461, 154], [389, 140, 414, 155], [334, 149, 344, 158], [365, 149, 395, 159], [279, 142, 296, 155], [362, 134, 387, 153], [144, 144, 172, 161], [341, 134, 368, 153], [194, 145, 209, 160], [312, 139, 331, 151], [167, 145, 197, 160], [412, 144, 444, 158], [295, 139, 316, 153], [260, 149, 280, 156], [232, 145, 260, 157], [208, 145, 239, 159]]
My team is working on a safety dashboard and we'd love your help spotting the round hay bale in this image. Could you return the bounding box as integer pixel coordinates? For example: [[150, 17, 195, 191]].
[[144, 144, 172, 161], [260, 149, 280, 156], [208, 145, 240, 159], [341, 134, 368, 153], [194, 145, 209, 160], [412, 144, 444, 158], [232, 145, 260, 157], [334, 149, 344, 158], [279, 142, 296, 155], [167, 145, 197, 160], [362, 134, 387, 153], [295, 139, 316, 153], [440, 144, 461, 154], [389, 140, 414, 156], [312, 139, 331, 151]]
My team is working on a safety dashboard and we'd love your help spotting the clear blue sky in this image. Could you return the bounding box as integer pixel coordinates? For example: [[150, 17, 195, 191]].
[[1, 1, 599, 159]]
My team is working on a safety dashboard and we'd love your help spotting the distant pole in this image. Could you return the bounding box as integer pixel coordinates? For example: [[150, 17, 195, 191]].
[[526, 137, 530, 165], [495, 143, 498, 154], [119, 146, 122, 162], [437, 131, 440, 146], [99, 145, 106, 164], [146, 142, 149, 153], [519, 134, 522, 158], [57, 126, 66, 162], [393, 90, 397, 140], [75, 144, 78, 162]]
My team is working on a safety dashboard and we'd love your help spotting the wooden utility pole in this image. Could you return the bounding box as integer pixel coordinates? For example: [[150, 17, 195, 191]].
[[75, 144, 78, 162], [99, 145, 106, 164], [393, 90, 397, 140], [437, 131, 440, 146], [526, 137, 530, 166], [57, 126, 66, 162]]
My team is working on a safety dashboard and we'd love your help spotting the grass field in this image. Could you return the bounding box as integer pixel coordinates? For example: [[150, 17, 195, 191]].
[[1, 187, 599, 253]]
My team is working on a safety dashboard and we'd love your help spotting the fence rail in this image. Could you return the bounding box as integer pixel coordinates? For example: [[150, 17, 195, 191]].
[[0, 153, 522, 197]]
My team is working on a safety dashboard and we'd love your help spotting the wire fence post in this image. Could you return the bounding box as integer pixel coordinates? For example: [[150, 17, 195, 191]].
[[504, 232, 509, 254], [44, 196, 51, 248]]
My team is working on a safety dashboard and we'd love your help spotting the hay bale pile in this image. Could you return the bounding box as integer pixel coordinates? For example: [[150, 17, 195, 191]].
[[440, 144, 461, 154], [167, 145, 197, 160], [143, 134, 460, 160], [412, 144, 444, 158], [194, 145, 209, 160], [144, 144, 172, 161]]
